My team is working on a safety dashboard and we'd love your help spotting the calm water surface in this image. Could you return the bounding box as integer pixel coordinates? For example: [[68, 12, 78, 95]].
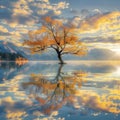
[[0, 61, 120, 120]]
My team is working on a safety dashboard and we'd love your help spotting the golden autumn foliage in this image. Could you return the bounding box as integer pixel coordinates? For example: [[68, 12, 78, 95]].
[[24, 16, 87, 63], [15, 57, 28, 66]]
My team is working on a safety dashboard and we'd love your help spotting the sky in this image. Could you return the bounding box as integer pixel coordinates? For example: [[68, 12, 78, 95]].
[[0, 0, 120, 59]]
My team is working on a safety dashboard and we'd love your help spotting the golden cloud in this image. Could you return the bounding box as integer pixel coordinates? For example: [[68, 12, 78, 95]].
[[8, 22, 18, 28], [80, 11, 120, 30], [12, 0, 32, 16], [0, 25, 8, 32], [43, 0, 49, 3], [0, 36, 6, 40], [54, 10, 61, 15], [32, 1, 69, 15], [0, 97, 14, 106], [37, 9, 48, 15], [56, 2, 69, 9], [77, 11, 120, 39]]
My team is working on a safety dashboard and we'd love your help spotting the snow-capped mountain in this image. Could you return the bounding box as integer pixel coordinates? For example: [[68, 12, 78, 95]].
[[0, 41, 24, 54], [0, 41, 27, 60]]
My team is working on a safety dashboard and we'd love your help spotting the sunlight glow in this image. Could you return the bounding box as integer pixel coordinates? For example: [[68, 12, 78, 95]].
[[111, 48, 120, 55], [113, 67, 120, 77]]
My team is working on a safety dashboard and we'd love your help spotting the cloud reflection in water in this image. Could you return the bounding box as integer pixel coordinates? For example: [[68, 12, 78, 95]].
[[0, 61, 120, 120]]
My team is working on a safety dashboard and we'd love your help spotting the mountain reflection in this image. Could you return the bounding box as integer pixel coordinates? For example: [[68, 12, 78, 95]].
[[0, 62, 22, 83], [22, 64, 87, 115]]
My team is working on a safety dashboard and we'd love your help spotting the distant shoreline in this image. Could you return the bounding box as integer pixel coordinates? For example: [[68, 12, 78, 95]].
[[1, 60, 120, 63]]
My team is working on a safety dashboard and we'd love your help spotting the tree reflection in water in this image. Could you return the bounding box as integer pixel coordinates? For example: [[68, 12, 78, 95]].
[[22, 64, 87, 115]]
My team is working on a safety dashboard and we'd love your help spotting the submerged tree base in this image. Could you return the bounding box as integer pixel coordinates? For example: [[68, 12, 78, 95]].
[[58, 62, 66, 64], [58, 58, 66, 64]]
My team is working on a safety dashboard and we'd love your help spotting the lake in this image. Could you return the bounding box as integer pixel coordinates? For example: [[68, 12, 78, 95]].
[[0, 61, 120, 120]]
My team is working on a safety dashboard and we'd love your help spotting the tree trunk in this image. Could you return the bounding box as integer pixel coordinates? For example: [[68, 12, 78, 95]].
[[57, 53, 64, 64]]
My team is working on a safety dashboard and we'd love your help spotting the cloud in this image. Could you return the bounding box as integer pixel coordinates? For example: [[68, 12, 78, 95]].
[[87, 48, 120, 60], [0, 25, 11, 39], [70, 9, 80, 16], [0, 0, 70, 45], [63, 48, 120, 60], [12, 3, 33, 16], [55, 2, 69, 9], [69, 16, 81, 27], [0, 0, 69, 26], [31, 1, 69, 16], [77, 11, 120, 39], [0, 0, 120, 47], [81, 9, 90, 17], [82, 36, 120, 43], [93, 9, 102, 14], [87, 48, 117, 60], [0, 31, 11, 36], [0, 25, 8, 32], [0, 6, 6, 9], [70, 8, 102, 18], [68, 10, 120, 43], [43, 0, 49, 3]]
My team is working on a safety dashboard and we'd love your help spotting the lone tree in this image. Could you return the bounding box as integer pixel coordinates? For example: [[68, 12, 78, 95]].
[[24, 17, 87, 64]]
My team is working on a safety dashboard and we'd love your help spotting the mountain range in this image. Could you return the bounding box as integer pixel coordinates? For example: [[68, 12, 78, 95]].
[[0, 41, 27, 61], [0, 40, 120, 61]]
